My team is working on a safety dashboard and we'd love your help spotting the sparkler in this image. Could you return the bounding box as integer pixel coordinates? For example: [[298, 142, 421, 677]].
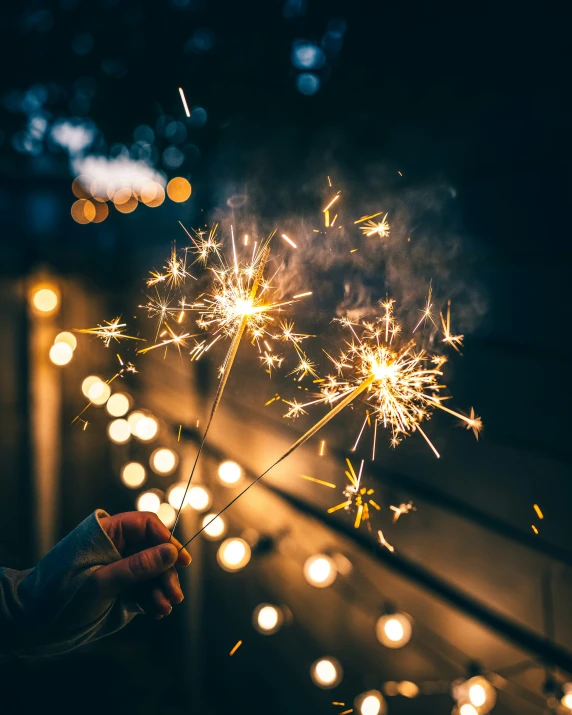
[[181, 295, 480, 548], [74, 317, 143, 347]]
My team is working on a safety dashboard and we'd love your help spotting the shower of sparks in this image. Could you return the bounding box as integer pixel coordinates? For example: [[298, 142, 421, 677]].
[[229, 640, 242, 656], [533, 504, 544, 520], [147, 244, 194, 288], [327, 458, 381, 529], [284, 298, 481, 459], [178, 87, 191, 117], [281, 233, 297, 249], [378, 529, 395, 552], [180, 222, 223, 266], [390, 501, 416, 522], [137, 322, 194, 357], [440, 299, 464, 353], [75, 317, 143, 347], [298, 474, 336, 488], [355, 211, 390, 239]]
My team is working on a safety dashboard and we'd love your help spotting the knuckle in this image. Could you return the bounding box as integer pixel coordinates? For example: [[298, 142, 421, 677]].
[[129, 549, 155, 578]]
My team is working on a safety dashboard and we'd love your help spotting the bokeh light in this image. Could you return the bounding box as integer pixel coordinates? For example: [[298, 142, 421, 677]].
[[49, 342, 73, 366], [296, 73, 320, 96], [84, 377, 111, 405], [54, 331, 77, 351], [303, 554, 337, 588], [167, 176, 192, 202], [355, 691, 386, 715], [217, 460, 242, 486], [167, 483, 188, 509], [136, 490, 161, 513], [157, 502, 176, 527], [187, 485, 212, 512], [134, 415, 159, 441], [107, 418, 131, 444], [375, 613, 412, 649], [141, 182, 165, 207], [71, 198, 96, 224], [217, 538, 251, 572], [201, 513, 227, 540], [310, 657, 342, 689], [150, 447, 178, 475], [106, 392, 131, 417], [31, 287, 59, 314], [397, 681, 419, 698], [253, 604, 283, 635], [121, 462, 146, 488]]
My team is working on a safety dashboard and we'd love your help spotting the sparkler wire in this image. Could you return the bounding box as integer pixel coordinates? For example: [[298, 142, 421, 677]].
[[170, 245, 271, 537], [180, 372, 376, 548]]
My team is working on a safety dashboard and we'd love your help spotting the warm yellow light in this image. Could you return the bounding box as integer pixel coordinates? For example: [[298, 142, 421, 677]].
[[121, 462, 146, 488], [106, 393, 131, 417], [167, 177, 192, 203], [187, 485, 212, 512], [459, 705, 479, 715], [150, 448, 178, 475], [253, 604, 283, 635], [167, 483, 188, 509], [82, 375, 101, 397], [112, 187, 132, 205], [201, 513, 227, 540], [217, 460, 242, 486], [141, 182, 165, 208], [71, 198, 96, 224], [136, 491, 161, 513], [133, 415, 159, 441], [114, 195, 138, 214], [303, 554, 337, 588], [54, 331, 77, 351], [310, 657, 342, 689], [468, 684, 486, 707], [397, 681, 419, 698], [32, 287, 59, 314], [107, 418, 131, 444], [217, 537, 251, 572], [49, 342, 73, 366], [356, 692, 386, 715], [157, 502, 176, 527], [127, 410, 145, 430], [87, 380, 111, 406], [562, 692, 572, 710], [455, 676, 496, 713], [375, 613, 412, 648]]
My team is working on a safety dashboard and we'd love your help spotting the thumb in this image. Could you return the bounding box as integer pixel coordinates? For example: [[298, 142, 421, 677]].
[[96, 543, 178, 598]]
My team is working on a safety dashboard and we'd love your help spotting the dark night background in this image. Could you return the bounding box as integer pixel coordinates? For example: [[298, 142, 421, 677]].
[[0, 1, 571, 714]]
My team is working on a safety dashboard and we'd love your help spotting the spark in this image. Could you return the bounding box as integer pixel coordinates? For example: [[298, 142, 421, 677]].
[[533, 504, 544, 520], [298, 474, 336, 488], [319, 440, 326, 456], [357, 212, 390, 239], [327, 459, 380, 529], [440, 300, 463, 353], [531, 525, 539, 535], [281, 233, 297, 248], [137, 322, 193, 357], [413, 283, 436, 333], [75, 317, 142, 347], [178, 424, 182, 441], [180, 222, 222, 266], [323, 192, 341, 213], [378, 529, 395, 552], [178, 87, 191, 118], [229, 640, 242, 656], [293, 291, 313, 299], [283, 298, 480, 459], [390, 501, 416, 522]]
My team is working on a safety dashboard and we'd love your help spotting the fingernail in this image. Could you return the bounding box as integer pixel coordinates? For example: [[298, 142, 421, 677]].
[[180, 549, 192, 566], [158, 543, 177, 565]]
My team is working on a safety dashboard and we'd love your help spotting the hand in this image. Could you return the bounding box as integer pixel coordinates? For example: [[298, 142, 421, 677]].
[[96, 511, 192, 619], [59, 511, 191, 630]]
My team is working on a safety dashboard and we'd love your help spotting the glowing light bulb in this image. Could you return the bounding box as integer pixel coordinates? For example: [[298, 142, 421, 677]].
[[303, 554, 337, 588], [107, 418, 131, 444], [137, 491, 161, 513], [31, 287, 59, 314], [253, 604, 283, 635], [375, 613, 412, 648], [459, 705, 478, 715], [187, 485, 212, 512], [150, 448, 177, 475], [310, 657, 342, 689], [106, 393, 131, 417], [201, 513, 227, 540], [133, 415, 158, 441], [562, 691, 572, 710], [87, 379, 111, 405], [167, 483, 188, 509], [157, 502, 176, 527], [54, 331, 77, 351], [469, 684, 486, 707], [217, 538, 251, 572], [455, 676, 496, 714], [121, 462, 146, 488], [355, 692, 386, 715], [82, 375, 101, 397], [49, 342, 73, 366], [217, 460, 242, 486]]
